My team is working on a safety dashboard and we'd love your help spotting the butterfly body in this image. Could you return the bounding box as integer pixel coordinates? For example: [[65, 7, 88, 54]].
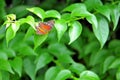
[[36, 20, 54, 35]]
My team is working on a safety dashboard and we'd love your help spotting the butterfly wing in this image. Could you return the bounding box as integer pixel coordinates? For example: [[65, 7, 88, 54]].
[[36, 20, 55, 35]]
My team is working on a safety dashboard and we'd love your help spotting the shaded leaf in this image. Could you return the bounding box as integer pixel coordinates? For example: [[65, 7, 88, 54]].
[[116, 67, 120, 80], [55, 69, 72, 80], [10, 57, 22, 77], [103, 56, 115, 73], [84, 0, 103, 11], [69, 63, 86, 75], [45, 66, 60, 80], [34, 34, 48, 49], [109, 58, 120, 69], [80, 70, 100, 80], [0, 59, 14, 74], [24, 58, 36, 80], [35, 53, 53, 72], [0, 50, 8, 60]]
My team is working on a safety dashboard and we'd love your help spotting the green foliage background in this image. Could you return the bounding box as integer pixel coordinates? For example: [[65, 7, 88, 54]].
[[0, 0, 120, 80]]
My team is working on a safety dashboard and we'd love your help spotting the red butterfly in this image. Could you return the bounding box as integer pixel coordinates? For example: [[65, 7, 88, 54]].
[[36, 20, 55, 35]]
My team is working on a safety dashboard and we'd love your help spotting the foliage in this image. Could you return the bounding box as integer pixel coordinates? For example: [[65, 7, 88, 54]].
[[0, 0, 120, 80]]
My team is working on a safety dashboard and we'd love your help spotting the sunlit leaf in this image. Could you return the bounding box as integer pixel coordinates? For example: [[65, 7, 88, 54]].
[[34, 34, 48, 49], [55, 69, 72, 80], [80, 71, 100, 80], [86, 14, 98, 29], [6, 14, 16, 21], [71, 8, 98, 29], [54, 19, 67, 41], [6, 25, 15, 46], [45, 10, 61, 19], [27, 7, 45, 20], [69, 21, 82, 44], [93, 14, 109, 48]]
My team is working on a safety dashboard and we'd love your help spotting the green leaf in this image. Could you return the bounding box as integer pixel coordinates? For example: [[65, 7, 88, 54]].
[[0, 50, 8, 60], [27, 7, 45, 20], [6, 25, 15, 46], [89, 50, 108, 66], [69, 21, 82, 44], [45, 66, 60, 80], [1, 71, 9, 80], [18, 44, 37, 56], [86, 14, 98, 29], [69, 63, 86, 75], [6, 14, 16, 21], [54, 19, 67, 41], [71, 7, 98, 29], [10, 57, 22, 77], [108, 40, 120, 49], [80, 71, 100, 80], [110, 5, 120, 30], [103, 56, 115, 73], [84, 0, 103, 11], [0, 59, 14, 74], [11, 22, 20, 33], [116, 67, 120, 80], [4, 48, 16, 58], [24, 27, 35, 40], [48, 43, 73, 57], [58, 54, 74, 64], [71, 5, 90, 17], [109, 58, 120, 69], [35, 53, 53, 72], [0, 71, 2, 80], [24, 58, 36, 80], [26, 16, 36, 30], [34, 34, 48, 49], [93, 15, 109, 48], [19, 16, 36, 30], [45, 10, 61, 19], [55, 69, 72, 80], [8, 5, 29, 18], [61, 13, 71, 21], [95, 5, 111, 21], [63, 3, 85, 12]]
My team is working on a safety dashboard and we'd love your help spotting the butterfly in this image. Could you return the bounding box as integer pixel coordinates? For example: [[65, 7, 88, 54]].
[[36, 20, 55, 35]]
